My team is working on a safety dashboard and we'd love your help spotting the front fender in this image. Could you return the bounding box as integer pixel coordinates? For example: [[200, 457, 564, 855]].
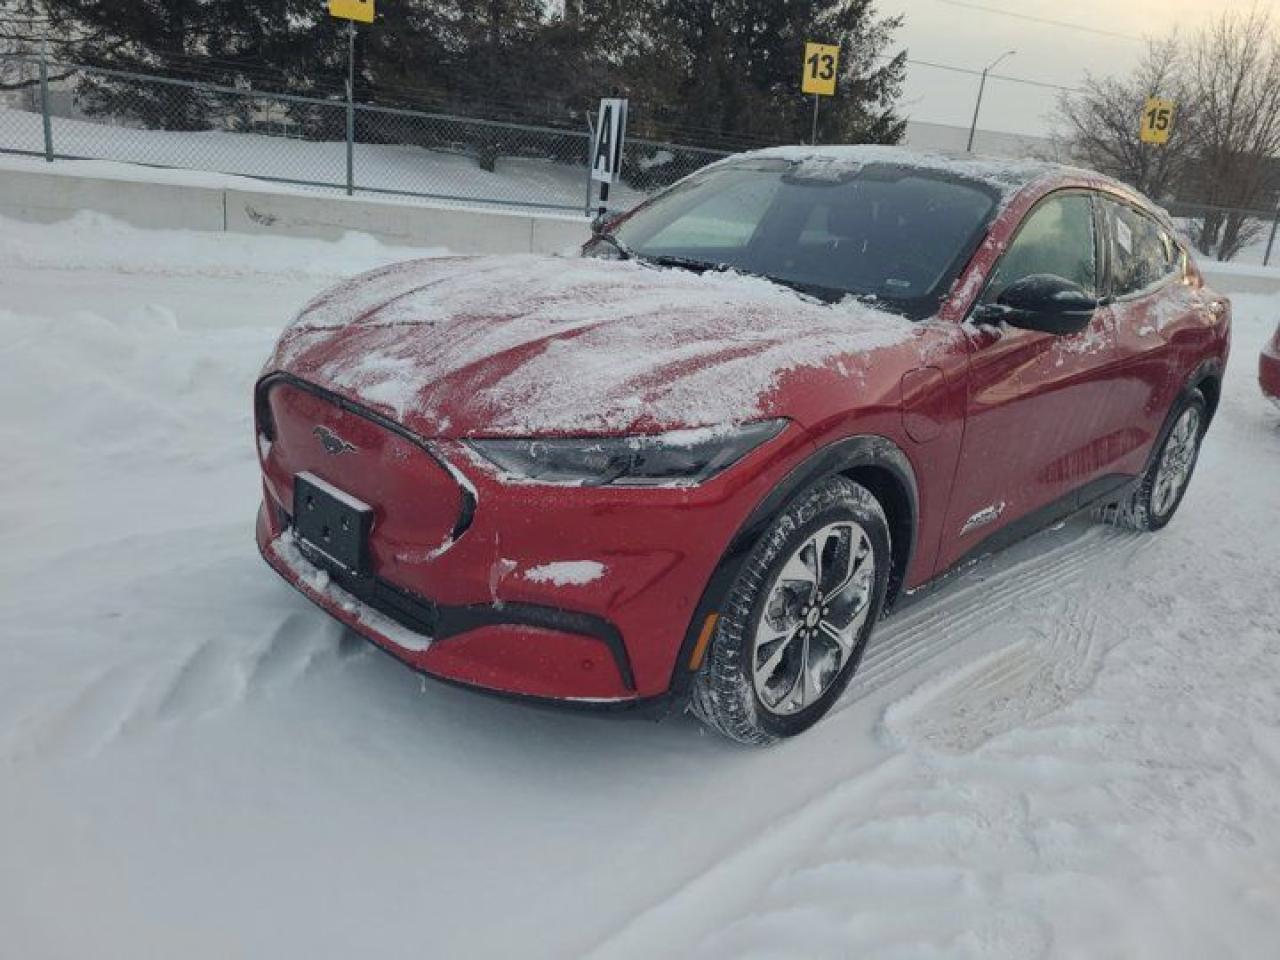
[[664, 434, 919, 707]]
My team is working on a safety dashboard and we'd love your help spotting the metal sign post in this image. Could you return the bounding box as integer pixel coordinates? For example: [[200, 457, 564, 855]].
[[590, 97, 628, 218], [802, 42, 839, 145], [1264, 200, 1280, 267], [329, 0, 375, 196]]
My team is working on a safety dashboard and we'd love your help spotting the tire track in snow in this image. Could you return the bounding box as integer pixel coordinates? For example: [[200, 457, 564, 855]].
[[841, 526, 1134, 708], [590, 524, 1150, 959], [883, 598, 1110, 754], [3, 612, 359, 762]]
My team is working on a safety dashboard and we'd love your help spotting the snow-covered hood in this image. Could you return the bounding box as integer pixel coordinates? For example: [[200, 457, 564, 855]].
[[270, 254, 913, 437]]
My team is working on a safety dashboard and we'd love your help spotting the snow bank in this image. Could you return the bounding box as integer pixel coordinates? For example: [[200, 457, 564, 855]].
[[0, 209, 443, 278]]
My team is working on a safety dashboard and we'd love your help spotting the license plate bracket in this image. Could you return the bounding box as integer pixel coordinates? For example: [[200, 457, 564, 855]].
[[293, 472, 374, 575]]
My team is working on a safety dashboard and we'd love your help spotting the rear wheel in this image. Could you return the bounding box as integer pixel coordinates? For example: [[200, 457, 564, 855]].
[[1105, 390, 1207, 532], [690, 475, 892, 745]]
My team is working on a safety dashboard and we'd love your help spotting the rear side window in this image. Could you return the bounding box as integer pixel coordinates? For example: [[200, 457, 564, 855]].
[[1106, 200, 1181, 297], [983, 193, 1097, 303]]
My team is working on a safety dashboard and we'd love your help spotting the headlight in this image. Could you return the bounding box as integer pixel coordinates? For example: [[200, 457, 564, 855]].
[[466, 420, 787, 486]]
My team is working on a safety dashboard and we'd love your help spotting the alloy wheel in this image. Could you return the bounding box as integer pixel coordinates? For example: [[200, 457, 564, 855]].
[[752, 521, 876, 716], [1152, 406, 1201, 518]]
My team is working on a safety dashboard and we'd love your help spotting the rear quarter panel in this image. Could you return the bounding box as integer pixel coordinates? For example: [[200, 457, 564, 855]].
[[1105, 271, 1228, 477]]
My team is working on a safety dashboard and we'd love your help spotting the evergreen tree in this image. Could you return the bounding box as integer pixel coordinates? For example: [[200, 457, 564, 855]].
[[647, 0, 905, 146], [41, 0, 904, 146]]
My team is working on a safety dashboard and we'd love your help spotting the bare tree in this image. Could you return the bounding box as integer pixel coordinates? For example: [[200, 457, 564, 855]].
[[1056, 9, 1280, 261], [1057, 37, 1195, 203], [1182, 6, 1280, 260]]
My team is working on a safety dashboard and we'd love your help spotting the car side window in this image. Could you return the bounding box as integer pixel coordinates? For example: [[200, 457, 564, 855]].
[[1107, 201, 1180, 297], [983, 194, 1097, 304]]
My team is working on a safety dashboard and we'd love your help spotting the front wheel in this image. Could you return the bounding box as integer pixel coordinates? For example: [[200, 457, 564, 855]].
[[1106, 390, 1207, 532], [690, 475, 892, 745]]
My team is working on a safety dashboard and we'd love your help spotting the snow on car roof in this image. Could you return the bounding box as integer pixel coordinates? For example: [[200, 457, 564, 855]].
[[704, 144, 1092, 198]]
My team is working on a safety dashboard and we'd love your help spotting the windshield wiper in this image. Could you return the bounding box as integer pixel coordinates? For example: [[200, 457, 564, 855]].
[[634, 254, 848, 304], [639, 253, 724, 272], [594, 231, 633, 260], [745, 273, 846, 302]]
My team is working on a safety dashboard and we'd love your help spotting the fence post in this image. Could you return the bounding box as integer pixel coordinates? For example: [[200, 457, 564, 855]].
[[1265, 203, 1279, 268], [584, 111, 595, 219], [38, 45, 54, 162], [345, 21, 355, 196]]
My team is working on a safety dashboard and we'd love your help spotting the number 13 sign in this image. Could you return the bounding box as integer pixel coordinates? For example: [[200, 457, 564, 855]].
[[802, 42, 840, 96]]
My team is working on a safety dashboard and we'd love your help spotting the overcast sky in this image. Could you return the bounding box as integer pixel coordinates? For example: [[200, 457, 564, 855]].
[[883, 0, 1276, 137]]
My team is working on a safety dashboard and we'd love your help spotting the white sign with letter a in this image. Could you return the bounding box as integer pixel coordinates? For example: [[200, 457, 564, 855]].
[[591, 98, 628, 184]]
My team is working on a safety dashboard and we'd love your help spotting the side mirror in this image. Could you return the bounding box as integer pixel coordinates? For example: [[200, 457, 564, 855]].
[[974, 274, 1098, 336]]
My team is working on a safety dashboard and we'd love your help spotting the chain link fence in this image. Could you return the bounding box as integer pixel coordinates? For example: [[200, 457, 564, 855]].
[[0, 56, 729, 216], [1165, 199, 1280, 267], [5, 55, 1279, 260]]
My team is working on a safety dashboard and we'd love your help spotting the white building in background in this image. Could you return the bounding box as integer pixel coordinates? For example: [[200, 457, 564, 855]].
[[902, 119, 1060, 161]]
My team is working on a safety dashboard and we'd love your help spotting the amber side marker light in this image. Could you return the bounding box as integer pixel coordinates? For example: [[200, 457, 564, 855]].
[[688, 613, 721, 670]]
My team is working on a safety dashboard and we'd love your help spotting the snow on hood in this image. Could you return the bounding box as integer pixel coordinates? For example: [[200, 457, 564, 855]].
[[272, 254, 912, 437]]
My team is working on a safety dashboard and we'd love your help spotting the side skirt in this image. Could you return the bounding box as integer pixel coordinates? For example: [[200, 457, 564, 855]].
[[890, 472, 1138, 615]]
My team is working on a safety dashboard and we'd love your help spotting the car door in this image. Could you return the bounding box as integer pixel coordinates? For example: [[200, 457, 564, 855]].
[[1096, 196, 1216, 478], [937, 190, 1117, 571]]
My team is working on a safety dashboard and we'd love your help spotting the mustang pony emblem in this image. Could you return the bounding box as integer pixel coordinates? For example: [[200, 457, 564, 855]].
[[313, 425, 357, 456]]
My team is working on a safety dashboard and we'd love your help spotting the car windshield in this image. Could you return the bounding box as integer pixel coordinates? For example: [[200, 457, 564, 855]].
[[603, 157, 1000, 319]]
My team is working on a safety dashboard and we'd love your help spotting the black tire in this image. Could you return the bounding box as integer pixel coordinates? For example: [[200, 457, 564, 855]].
[[690, 475, 892, 745], [1104, 389, 1208, 532]]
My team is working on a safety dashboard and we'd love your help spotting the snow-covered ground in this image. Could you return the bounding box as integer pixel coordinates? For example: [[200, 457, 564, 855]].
[[2, 212, 1280, 959], [0, 105, 649, 213]]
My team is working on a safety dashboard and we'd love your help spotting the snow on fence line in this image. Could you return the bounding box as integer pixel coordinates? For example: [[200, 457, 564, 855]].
[[0, 58, 729, 217]]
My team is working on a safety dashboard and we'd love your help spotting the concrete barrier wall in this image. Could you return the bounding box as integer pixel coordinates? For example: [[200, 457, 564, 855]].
[[224, 190, 588, 254], [0, 165, 227, 232], [3, 162, 1279, 293], [1200, 266, 1280, 297], [0, 163, 590, 254]]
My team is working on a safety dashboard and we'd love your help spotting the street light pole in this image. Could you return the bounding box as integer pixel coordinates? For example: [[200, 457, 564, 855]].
[[966, 49, 1015, 154]]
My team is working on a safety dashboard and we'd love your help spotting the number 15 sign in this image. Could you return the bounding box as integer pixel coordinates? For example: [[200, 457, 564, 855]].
[[1140, 97, 1175, 145], [802, 42, 840, 96]]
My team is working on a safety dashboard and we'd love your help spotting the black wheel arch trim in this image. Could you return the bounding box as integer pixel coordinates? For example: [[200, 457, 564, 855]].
[[665, 434, 919, 711], [1144, 358, 1221, 475]]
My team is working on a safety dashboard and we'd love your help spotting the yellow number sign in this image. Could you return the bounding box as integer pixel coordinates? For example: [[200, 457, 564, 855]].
[[802, 42, 840, 96], [329, 0, 374, 24], [1140, 97, 1175, 145]]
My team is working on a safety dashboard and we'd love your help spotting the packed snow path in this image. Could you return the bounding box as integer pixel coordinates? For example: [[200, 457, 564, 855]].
[[2, 214, 1279, 959]]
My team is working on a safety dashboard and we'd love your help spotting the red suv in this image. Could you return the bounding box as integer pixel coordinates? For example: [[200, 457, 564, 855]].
[[255, 147, 1230, 743]]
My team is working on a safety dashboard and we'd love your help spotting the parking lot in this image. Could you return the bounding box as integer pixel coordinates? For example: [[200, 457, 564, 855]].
[[1, 212, 1277, 958]]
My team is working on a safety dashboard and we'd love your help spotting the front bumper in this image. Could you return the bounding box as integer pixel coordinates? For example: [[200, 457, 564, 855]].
[[258, 505, 640, 702], [254, 377, 811, 704]]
